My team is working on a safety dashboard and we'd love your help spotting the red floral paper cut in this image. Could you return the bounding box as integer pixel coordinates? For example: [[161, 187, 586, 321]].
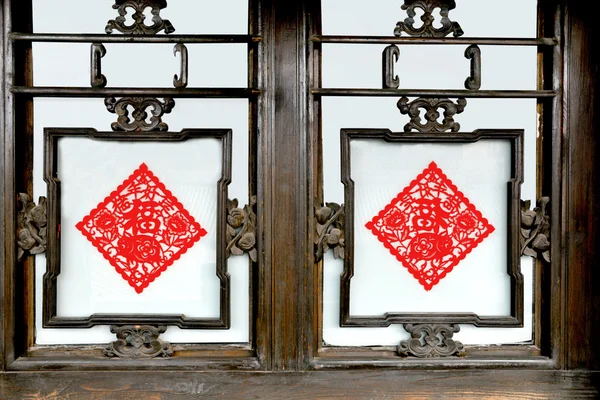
[[76, 163, 207, 294], [365, 161, 494, 291]]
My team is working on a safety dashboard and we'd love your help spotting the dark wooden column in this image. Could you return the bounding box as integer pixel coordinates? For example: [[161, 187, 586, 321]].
[[563, 0, 600, 369], [262, 0, 319, 370]]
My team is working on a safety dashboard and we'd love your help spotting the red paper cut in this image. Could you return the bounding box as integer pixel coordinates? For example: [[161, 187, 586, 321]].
[[76, 163, 207, 293], [365, 161, 494, 291]]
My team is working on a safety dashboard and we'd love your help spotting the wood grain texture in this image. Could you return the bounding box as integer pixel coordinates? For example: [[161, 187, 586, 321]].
[[0, 370, 598, 399], [563, 0, 600, 369]]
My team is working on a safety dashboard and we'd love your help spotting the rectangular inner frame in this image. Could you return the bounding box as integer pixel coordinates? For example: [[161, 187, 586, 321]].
[[340, 128, 524, 328], [43, 128, 233, 329]]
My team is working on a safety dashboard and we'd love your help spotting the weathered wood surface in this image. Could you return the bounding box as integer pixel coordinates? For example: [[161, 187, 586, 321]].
[[0, 370, 598, 399]]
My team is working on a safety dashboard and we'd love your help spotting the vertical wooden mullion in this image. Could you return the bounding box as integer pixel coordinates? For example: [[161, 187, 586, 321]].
[[265, 0, 317, 371]]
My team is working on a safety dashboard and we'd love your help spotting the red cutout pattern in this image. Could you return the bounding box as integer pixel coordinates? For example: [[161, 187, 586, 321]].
[[76, 163, 207, 293], [365, 161, 494, 290]]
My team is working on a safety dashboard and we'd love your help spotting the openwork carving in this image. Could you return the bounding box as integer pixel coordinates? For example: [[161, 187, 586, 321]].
[[315, 202, 345, 262], [105, 97, 175, 132], [398, 324, 465, 358], [17, 193, 47, 260], [76, 163, 207, 293], [521, 197, 550, 263], [366, 161, 494, 290], [104, 325, 173, 359], [226, 196, 258, 262], [397, 97, 467, 133], [173, 43, 188, 89], [106, 0, 175, 35], [394, 0, 464, 38]]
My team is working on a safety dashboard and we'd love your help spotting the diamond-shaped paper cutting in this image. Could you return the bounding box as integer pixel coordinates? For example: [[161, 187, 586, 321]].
[[76, 163, 207, 293], [365, 161, 495, 291]]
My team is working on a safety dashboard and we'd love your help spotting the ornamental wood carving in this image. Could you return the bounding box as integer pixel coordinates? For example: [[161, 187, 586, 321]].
[[106, 0, 175, 35], [315, 202, 345, 262], [104, 325, 173, 359], [226, 196, 258, 262], [105, 97, 175, 132], [521, 197, 550, 263], [394, 0, 464, 38], [17, 193, 47, 260], [398, 324, 465, 357], [397, 97, 467, 132]]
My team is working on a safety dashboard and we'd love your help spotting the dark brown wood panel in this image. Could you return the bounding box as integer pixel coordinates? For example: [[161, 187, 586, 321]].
[[1, 370, 599, 399], [563, 0, 600, 370]]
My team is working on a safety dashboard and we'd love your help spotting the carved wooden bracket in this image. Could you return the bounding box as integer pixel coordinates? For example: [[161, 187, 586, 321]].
[[226, 196, 257, 262], [90, 43, 107, 89], [464, 44, 482, 90], [382, 45, 400, 89], [106, 0, 175, 35], [521, 197, 550, 263], [104, 325, 173, 359], [105, 97, 175, 132], [397, 97, 467, 132], [315, 202, 345, 262], [17, 193, 47, 261], [173, 43, 189, 89], [398, 324, 465, 358], [394, 0, 464, 38]]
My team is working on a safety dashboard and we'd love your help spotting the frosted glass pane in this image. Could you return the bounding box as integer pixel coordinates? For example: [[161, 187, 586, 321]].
[[352, 139, 511, 315], [322, 97, 536, 346], [33, 0, 249, 34], [322, 0, 537, 38], [33, 99, 250, 345], [32, 43, 248, 88], [323, 45, 537, 90]]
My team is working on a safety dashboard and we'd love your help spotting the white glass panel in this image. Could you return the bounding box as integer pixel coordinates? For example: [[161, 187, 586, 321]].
[[33, 0, 249, 34], [322, 0, 537, 38], [56, 137, 222, 318], [322, 97, 536, 346], [323, 45, 537, 90], [34, 98, 249, 345], [32, 43, 248, 88]]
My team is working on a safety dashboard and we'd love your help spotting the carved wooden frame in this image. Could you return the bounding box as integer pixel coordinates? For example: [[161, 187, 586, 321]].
[[43, 128, 233, 329], [339, 128, 524, 327]]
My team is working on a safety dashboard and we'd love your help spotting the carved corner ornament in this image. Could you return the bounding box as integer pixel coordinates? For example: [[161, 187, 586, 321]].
[[105, 97, 175, 132], [17, 193, 47, 261], [104, 325, 173, 359], [398, 324, 465, 358], [226, 196, 258, 262], [521, 197, 550, 263], [398, 97, 467, 133], [394, 0, 464, 38], [315, 202, 345, 262], [106, 0, 175, 35]]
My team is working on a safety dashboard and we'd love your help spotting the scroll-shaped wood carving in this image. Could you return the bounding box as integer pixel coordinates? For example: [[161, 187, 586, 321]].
[[17, 193, 47, 261], [398, 324, 465, 358], [382, 45, 400, 89], [226, 196, 257, 262], [315, 202, 345, 262], [173, 43, 189, 89], [397, 97, 467, 132], [464, 44, 482, 90], [521, 197, 550, 263], [90, 43, 107, 88], [105, 97, 175, 132], [104, 325, 173, 359], [106, 0, 175, 35], [394, 0, 464, 38]]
